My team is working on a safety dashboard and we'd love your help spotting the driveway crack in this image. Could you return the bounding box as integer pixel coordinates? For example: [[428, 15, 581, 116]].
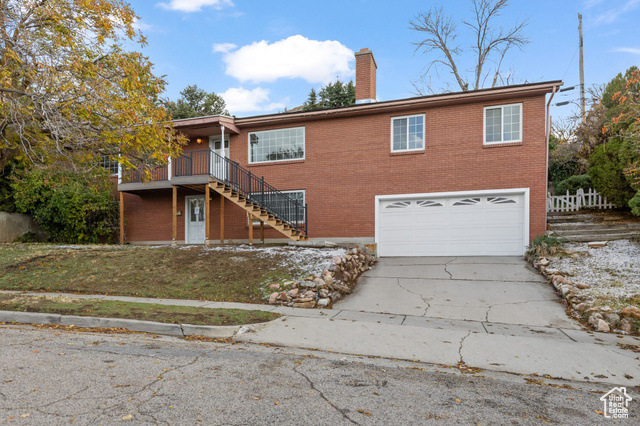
[[443, 257, 456, 279], [458, 332, 472, 365], [396, 278, 430, 316], [293, 363, 359, 425]]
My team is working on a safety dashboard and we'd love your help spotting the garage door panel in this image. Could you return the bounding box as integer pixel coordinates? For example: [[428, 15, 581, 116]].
[[378, 191, 526, 257]]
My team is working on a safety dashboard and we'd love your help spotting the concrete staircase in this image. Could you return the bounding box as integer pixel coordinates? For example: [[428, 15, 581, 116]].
[[548, 211, 640, 242]]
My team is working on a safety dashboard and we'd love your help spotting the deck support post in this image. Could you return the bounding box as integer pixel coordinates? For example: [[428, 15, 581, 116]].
[[248, 212, 253, 245], [205, 184, 210, 246], [172, 186, 177, 246], [260, 220, 265, 243], [119, 192, 125, 244], [220, 193, 225, 243]]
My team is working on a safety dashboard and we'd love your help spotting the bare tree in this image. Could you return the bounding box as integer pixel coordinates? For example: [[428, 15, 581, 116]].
[[410, 0, 529, 93]]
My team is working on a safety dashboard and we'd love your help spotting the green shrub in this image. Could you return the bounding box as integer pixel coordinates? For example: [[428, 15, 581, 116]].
[[525, 234, 563, 262], [549, 160, 580, 188], [11, 167, 119, 243], [588, 139, 636, 208], [554, 174, 592, 194], [629, 193, 640, 216], [13, 231, 40, 243]]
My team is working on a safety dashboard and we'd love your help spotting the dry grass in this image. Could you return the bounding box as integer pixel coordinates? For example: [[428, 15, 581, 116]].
[[0, 244, 307, 304]]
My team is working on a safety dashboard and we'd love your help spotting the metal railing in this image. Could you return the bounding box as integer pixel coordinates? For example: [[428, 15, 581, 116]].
[[209, 150, 307, 237], [124, 166, 168, 183], [176, 149, 308, 237], [123, 149, 308, 237]]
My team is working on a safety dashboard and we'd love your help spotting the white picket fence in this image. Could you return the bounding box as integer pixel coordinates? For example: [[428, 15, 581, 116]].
[[547, 188, 615, 213]]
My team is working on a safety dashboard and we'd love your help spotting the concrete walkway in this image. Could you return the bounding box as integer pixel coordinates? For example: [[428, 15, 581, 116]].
[[3, 255, 640, 387]]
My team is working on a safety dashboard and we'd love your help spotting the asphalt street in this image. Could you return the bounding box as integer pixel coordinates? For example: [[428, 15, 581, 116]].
[[0, 324, 630, 425]]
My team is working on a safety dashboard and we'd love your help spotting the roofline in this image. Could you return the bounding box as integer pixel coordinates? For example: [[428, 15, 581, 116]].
[[167, 81, 562, 130], [172, 114, 234, 123], [234, 80, 563, 127]]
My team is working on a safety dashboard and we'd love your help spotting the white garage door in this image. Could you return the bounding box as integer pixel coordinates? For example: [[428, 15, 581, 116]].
[[377, 191, 527, 257]]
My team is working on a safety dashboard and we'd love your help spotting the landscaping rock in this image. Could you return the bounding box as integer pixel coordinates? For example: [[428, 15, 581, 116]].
[[292, 301, 316, 308], [588, 313, 603, 328], [619, 319, 633, 333], [317, 298, 330, 308], [293, 297, 314, 303], [574, 282, 590, 289], [596, 319, 610, 332], [263, 246, 376, 310], [604, 313, 620, 328], [301, 290, 315, 299], [587, 241, 607, 248], [620, 307, 640, 319]]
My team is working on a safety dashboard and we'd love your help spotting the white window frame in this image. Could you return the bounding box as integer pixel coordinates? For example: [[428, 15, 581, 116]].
[[483, 103, 523, 145], [390, 114, 425, 153], [251, 189, 306, 225], [248, 126, 305, 164]]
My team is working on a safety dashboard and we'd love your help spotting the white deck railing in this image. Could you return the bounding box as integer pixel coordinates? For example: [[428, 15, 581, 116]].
[[547, 188, 615, 213]]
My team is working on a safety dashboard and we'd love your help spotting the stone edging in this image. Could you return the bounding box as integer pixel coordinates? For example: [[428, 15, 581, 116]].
[[530, 257, 639, 334], [0, 310, 241, 338], [266, 247, 377, 309]]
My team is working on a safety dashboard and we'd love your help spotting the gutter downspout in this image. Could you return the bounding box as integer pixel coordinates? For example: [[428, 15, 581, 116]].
[[544, 85, 559, 235]]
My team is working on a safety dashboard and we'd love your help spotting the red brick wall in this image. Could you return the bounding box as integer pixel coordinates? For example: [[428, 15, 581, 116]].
[[355, 49, 376, 102], [122, 94, 548, 243]]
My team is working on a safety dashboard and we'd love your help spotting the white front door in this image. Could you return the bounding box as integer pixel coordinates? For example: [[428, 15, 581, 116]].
[[210, 136, 230, 181], [185, 196, 206, 244]]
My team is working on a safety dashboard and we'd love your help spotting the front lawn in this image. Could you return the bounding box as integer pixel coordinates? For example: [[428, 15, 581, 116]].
[[0, 294, 279, 326], [0, 244, 345, 304]]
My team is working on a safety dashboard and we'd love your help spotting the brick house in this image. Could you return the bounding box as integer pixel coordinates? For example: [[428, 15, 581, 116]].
[[118, 48, 562, 257]]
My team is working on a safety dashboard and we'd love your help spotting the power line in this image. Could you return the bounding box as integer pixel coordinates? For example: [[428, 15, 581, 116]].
[[562, 46, 579, 81]]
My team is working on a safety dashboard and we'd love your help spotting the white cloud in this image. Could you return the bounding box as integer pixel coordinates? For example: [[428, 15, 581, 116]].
[[132, 18, 152, 32], [213, 42, 237, 53], [612, 47, 640, 55], [592, 0, 640, 25], [218, 35, 354, 84], [220, 87, 286, 113], [157, 0, 233, 13]]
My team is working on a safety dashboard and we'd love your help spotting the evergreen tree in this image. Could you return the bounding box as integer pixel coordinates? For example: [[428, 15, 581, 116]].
[[166, 85, 229, 119], [303, 80, 355, 111]]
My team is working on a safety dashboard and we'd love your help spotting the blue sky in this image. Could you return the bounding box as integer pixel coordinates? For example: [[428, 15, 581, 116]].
[[129, 0, 639, 121]]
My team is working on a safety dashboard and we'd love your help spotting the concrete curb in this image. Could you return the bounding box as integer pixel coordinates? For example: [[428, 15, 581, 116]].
[[0, 310, 241, 338]]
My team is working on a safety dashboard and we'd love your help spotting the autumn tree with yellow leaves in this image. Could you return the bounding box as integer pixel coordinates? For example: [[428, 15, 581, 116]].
[[0, 0, 185, 175]]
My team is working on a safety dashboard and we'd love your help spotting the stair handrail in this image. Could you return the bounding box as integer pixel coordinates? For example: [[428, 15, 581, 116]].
[[208, 149, 308, 237]]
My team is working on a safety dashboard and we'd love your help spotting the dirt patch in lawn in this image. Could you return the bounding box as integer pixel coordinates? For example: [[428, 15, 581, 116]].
[[0, 294, 279, 326], [0, 244, 345, 304]]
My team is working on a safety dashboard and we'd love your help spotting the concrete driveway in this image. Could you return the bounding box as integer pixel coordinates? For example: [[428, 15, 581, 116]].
[[335, 256, 578, 329]]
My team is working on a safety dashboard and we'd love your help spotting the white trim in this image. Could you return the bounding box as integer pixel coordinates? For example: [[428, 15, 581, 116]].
[[184, 195, 206, 245], [248, 126, 306, 164], [374, 188, 530, 256], [390, 113, 425, 153], [483, 102, 523, 145]]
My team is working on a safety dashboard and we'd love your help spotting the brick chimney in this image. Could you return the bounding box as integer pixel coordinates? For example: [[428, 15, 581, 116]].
[[355, 48, 377, 104]]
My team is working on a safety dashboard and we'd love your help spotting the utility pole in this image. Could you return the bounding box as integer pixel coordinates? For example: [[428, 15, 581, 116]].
[[578, 13, 585, 122]]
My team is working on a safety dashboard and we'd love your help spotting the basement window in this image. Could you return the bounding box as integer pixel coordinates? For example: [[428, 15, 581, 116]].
[[484, 103, 522, 145], [391, 114, 425, 152]]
